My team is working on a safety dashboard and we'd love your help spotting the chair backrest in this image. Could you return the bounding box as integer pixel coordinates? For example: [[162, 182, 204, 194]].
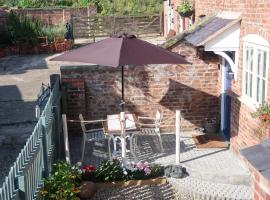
[[155, 110, 163, 129], [79, 114, 87, 138]]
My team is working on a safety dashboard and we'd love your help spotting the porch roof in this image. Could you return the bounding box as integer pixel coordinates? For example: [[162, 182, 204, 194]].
[[161, 11, 241, 50], [185, 12, 241, 47]]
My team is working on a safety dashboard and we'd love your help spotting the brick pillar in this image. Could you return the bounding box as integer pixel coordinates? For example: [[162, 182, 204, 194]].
[[61, 78, 86, 134]]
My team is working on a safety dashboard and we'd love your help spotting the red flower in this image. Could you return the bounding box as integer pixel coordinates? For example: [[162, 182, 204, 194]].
[[82, 165, 96, 174]]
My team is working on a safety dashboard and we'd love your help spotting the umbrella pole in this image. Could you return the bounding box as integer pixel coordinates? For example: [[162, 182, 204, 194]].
[[121, 65, 125, 111]]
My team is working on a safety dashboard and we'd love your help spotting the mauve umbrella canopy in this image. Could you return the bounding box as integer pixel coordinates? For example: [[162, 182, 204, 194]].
[[51, 34, 189, 66]]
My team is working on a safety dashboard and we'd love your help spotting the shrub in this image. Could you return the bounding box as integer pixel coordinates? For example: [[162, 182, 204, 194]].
[[82, 160, 164, 182], [177, 0, 193, 14], [40, 162, 82, 200], [94, 159, 126, 182]]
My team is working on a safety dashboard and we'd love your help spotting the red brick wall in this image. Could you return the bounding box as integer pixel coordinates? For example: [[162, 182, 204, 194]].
[[0, 6, 96, 26], [61, 42, 220, 134], [194, 0, 270, 199]]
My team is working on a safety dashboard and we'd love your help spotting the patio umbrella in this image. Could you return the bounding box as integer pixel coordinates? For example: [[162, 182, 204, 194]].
[[51, 33, 189, 111]]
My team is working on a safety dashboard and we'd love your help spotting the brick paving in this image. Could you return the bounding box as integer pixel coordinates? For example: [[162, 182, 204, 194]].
[[70, 131, 253, 200]]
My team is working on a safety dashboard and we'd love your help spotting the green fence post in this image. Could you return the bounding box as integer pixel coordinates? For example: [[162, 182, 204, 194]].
[[41, 116, 49, 177]]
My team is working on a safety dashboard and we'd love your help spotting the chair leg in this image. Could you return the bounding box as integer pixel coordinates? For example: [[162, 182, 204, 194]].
[[156, 130, 164, 153], [108, 135, 112, 160], [81, 140, 86, 163]]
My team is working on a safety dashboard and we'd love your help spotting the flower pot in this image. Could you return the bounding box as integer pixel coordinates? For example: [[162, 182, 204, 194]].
[[0, 48, 5, 58], [179, 10, 194, 17], [78, 181, 97, 199]]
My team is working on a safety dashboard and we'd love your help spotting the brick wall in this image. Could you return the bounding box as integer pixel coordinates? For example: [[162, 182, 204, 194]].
[[194, 0, 270, 199], [61, 42, 220, 134], [0, 6, 96, 26], [163, 0, 193, 36]]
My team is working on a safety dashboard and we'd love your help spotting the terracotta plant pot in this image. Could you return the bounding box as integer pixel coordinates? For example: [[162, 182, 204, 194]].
[[0, 48, 5, 58], [78, 181, 97, 199]]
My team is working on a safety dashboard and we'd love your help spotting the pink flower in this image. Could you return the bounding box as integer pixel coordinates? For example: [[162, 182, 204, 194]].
[[136, 161, 144, 170], [144, 167, 151, 175]]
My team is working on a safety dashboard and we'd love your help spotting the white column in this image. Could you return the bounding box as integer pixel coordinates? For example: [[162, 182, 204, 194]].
[[120, 111, 126, 166], [176, 110, 181, 165]]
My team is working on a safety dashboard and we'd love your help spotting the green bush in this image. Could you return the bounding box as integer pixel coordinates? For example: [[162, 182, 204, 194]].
[[94, 160, 126, 182], [6, 12, 44, 45], [40, 24, 66, 42], [2, 12, 66, 46], [177, 0, 193, 14], [40, 162, 81, 200]]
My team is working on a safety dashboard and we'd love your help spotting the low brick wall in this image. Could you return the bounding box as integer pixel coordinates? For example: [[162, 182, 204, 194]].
[[60, 42, 220, 134], [0, 6, 96, 26]]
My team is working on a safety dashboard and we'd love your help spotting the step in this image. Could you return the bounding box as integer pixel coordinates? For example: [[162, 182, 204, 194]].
[[168, 176, 253, 200]]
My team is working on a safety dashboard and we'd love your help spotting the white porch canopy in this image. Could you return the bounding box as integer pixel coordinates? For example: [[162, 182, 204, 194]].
[[186, 11, 241, 79]]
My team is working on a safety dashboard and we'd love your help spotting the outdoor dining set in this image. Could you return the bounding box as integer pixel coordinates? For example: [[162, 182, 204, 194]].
[[79, 110, 164, 165]]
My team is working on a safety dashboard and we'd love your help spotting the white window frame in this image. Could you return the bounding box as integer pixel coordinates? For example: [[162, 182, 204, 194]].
[[242, 34, 269, 108]]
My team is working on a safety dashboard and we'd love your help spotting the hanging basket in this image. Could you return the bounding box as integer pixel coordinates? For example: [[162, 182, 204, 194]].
[[179, 10, 194, 17]]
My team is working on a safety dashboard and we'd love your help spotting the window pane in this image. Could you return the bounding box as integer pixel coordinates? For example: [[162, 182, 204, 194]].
[[257, 78, 260, 102], [263, 51, 267, 78], [245, 47, 249, 70], [262, 80, 266, 104], [257, 49, 261, 75], [249, 48, 253, 72], [245, 72, 248, 95], [249, 73, 252, 97]]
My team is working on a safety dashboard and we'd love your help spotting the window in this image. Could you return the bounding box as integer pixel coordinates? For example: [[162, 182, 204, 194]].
[[243, 34, 269, 105]]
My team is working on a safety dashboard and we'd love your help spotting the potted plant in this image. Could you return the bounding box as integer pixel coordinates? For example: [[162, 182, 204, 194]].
[[252, 103, 270, 140], [40, 162, 82, 200], [177, 0, 194, 17]]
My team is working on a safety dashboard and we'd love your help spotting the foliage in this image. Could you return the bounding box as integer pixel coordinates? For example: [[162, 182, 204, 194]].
[[94, 0, 163, 15], [6, 12, 44, 45], [0, 12, 66, 47], [82, 160, 164, 182], [177, 0, 193, 14], [94, 159, 126, 182], [40, 161, 82, 200], [40, 24, 66, 42], [0, 0, 163, 15], [252, 103, 270, 127]]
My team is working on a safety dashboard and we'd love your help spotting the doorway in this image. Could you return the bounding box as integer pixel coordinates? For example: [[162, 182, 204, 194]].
[[221, 54, 234, 141]]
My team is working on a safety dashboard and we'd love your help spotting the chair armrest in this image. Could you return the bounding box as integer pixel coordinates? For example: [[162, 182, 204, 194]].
[[138, 116, 155, 120]]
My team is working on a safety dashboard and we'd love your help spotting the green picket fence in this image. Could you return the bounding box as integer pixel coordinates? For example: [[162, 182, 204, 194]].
[[0, 76, 63, 200]]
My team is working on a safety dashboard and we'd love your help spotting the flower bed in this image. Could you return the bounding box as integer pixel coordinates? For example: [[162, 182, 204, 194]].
[[41, 160, 165, 199]]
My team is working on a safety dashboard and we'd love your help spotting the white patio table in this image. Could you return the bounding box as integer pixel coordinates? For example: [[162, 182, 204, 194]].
[[103, 113, 140, 164]]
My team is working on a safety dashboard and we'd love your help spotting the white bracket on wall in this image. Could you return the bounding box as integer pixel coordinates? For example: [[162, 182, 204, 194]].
[[214, 51, 238, 80]]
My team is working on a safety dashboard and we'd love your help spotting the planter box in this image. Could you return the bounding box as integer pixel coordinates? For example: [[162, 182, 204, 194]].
[[96, 177, 167, 188]]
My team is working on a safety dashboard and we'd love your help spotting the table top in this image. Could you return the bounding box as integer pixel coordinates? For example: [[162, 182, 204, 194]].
[[103, 113, 140, 134]]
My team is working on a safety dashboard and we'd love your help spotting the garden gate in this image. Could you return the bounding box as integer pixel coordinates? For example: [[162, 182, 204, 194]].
[[72, 14, 163, 40], [0, 75, 63, 200]]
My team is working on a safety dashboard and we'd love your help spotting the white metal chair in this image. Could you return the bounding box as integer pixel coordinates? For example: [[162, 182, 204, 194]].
[[138, 110, 164, 152], [79, 114, 106, 162]]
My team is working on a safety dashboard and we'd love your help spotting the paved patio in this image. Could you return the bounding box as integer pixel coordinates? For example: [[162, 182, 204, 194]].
[[70, 131, 253, 200]]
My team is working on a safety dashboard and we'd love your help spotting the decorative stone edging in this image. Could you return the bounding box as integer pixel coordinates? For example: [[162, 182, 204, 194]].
[[96, 177, 167, 188]]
